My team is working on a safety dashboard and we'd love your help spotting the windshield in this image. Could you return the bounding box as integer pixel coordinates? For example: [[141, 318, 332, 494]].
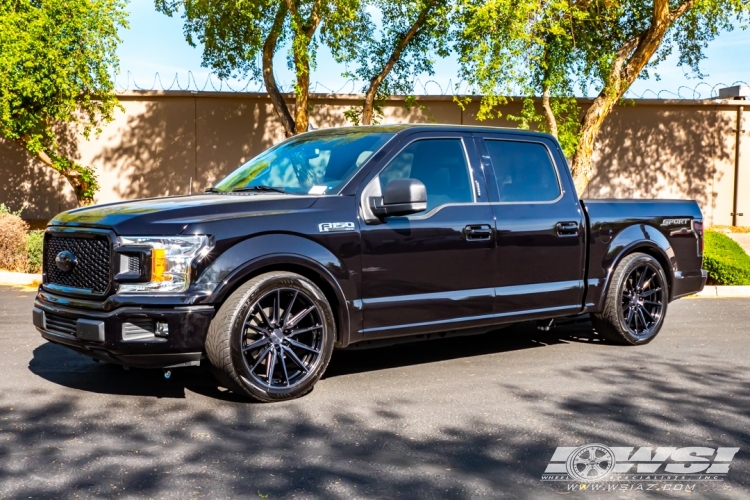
[[211, 131, 395, 195]]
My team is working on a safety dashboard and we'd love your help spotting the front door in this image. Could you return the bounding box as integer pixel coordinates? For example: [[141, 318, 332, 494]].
[[476, 133, 586, 318], [359, 133, 495, 339]]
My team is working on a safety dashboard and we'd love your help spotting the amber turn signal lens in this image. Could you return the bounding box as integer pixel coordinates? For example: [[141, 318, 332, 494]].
[[151, 248, 167, 282]]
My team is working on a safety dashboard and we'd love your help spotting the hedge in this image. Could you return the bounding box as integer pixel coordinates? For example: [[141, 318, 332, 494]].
[[703, 230, 750, 285]]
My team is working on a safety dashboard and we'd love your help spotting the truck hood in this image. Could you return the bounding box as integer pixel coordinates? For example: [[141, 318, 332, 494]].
[[49, 194, 319, 235]]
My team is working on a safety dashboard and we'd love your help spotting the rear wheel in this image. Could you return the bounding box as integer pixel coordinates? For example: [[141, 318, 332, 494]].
[[592, 252, 668, 345], [205, 272, 335, 401]]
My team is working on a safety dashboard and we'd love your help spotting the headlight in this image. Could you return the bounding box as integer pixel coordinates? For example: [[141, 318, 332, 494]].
[[117, 235, 211, 293]]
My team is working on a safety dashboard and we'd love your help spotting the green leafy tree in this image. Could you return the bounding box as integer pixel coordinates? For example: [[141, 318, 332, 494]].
[[0, 0, 127, 205], [157, 0, 366, 137], [458, 0, 749, 192], [340, 0, 452, 125]]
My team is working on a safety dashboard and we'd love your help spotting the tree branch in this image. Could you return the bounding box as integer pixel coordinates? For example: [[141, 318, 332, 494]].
[[361, 0, 438, 125], [263, 2, 296, 137]]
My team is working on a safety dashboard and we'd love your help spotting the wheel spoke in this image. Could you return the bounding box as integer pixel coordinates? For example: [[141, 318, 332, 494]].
[[286, 338, 320, 354], [274, 290, 281, 325], [286, 305, 315, 329], [250, 345, 273, 372], [636, 267, 648, 288], [256, 303, 273, 328], [279, 347, 290, 386], [286, 324, 321, 337], [636, 308, 649, 330], [266, 348, 276, 384], [633, 309, 638, 333], [244, 322, 266, 335], [640, 287, 661, 297], [639, 305, 656, 323], [242, 336, 270, 352], [281, 291, 298, 327], [282, 345, 309, 373], [643, 299, 661, 306], [625, 308, 634, 327]]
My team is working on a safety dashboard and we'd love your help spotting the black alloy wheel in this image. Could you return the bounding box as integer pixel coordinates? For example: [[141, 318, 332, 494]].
[[592, 252, 669, 345], [206, 272, 335, 401], [619, 264, 664, 338], [240, 287, 324, 391]]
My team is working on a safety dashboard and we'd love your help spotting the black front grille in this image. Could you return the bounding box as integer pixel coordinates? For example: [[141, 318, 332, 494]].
[[45, 235, 111, 294], [45, 313, 77, 336]]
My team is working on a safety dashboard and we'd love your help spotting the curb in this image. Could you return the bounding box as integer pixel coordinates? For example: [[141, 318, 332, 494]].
[[690, 286, 750, 298], [0, 271, 42, 286]]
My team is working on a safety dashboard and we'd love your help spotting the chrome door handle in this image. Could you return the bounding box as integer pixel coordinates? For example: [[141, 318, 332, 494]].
[[464, 224, 492, 241], [556, 221, 579, 236]]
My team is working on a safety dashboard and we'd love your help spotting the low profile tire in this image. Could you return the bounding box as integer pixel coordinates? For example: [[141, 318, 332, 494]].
[[205, 272, 335, 402], [592, 252, 669, 345]]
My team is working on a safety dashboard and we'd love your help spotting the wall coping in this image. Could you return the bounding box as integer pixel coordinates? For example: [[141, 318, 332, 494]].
[[114, 90, 749, 107]]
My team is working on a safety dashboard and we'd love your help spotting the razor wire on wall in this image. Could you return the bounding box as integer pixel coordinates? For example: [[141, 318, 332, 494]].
[[114, 70, 748, 100]]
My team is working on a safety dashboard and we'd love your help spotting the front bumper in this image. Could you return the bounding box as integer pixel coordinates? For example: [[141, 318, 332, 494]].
[[672, 269, 708, 300], [33, 293, 214, 369]]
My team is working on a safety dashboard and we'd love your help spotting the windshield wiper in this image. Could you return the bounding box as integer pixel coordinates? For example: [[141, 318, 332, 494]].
[[204, 187, 222, 193], [230, 185, 288, 194]]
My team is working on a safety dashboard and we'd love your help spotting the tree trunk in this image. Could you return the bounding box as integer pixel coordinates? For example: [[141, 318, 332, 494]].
[[16, 139, 92, 207], [263, 2, 296, 137], [360, 1, 436, 125], [293, 44, 312, 133], [285, 0, 322, 134], [541, 85, 558, 138], [569, 0, 694, 194]]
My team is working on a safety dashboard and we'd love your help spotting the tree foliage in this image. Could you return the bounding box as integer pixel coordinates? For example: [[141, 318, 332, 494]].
[[340, 0, 453, 126], [158, 0, 366, 137], [0, 0, 127, 205], [457, 0, 749, 191]]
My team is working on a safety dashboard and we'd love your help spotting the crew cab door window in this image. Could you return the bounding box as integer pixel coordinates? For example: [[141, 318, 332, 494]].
[[378, 138, 474, 211], [483, 140, 561, 202]]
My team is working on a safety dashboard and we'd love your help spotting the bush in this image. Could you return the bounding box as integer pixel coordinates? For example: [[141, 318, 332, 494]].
[[26, 230, 44, 274], [703, 230, 750, 285], [0, 213, 29, 272], [0, 203, 22, 217]]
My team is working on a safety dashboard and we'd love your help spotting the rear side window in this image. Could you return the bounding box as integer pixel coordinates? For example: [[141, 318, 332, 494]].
[[378, 138, 474, 211], [484, 140, 561, 202]]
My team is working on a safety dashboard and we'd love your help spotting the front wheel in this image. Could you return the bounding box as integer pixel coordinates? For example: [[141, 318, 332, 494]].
[[205, 272, 335, 402], [592, 252, 668, 345]]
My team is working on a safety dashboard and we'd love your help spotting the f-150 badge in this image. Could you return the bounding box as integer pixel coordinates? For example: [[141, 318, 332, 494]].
[[319, 222, 355, 233], [660, 218, 690, 226]]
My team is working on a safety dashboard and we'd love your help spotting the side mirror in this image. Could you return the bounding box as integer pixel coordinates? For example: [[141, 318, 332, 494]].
[[370, 178, 427, 217]]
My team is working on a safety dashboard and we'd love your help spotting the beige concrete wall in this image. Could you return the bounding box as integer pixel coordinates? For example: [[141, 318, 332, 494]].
[[0, 91, 747, 226]]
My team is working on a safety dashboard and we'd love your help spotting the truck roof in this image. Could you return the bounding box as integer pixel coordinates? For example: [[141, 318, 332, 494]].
[[304, 123, 556, 140]]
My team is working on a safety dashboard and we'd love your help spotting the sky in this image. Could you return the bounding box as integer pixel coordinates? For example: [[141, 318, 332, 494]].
[[117, 0, 750, 99]]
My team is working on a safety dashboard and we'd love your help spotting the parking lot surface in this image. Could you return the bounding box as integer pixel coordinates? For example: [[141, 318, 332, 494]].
[[0, 287, 748, 499]]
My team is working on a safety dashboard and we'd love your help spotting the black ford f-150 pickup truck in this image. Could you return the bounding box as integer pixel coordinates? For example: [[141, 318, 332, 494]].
[[33, 124, 707, 401]]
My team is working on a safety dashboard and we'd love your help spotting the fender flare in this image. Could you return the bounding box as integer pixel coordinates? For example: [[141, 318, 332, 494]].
[[196, 234, 354, 345]]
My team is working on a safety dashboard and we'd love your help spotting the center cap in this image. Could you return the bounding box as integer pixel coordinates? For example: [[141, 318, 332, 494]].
[[270, 328, 284, 344]]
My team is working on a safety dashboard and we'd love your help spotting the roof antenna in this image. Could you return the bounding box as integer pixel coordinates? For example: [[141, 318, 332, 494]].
[[307, 121, 316, 132]]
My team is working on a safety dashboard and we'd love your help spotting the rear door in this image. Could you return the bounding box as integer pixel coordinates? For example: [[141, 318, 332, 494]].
[[475, 133, 586, 318], [358, 132, 496, 338]]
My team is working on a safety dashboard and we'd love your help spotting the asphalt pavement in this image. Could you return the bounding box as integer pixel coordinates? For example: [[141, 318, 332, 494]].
[[0, 287, 748, 499]]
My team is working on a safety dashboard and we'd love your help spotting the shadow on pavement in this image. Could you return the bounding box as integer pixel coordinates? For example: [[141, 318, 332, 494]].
[[6, 335, 749, 498], [27, 319, 605, 401]]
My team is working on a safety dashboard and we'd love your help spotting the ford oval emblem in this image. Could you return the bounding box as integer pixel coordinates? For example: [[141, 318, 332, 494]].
[[55, 250, 78, 272]]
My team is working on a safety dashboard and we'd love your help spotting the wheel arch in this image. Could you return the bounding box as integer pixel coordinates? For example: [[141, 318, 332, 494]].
[[594, 225, 676, 310], [197, 234, 355, 347]]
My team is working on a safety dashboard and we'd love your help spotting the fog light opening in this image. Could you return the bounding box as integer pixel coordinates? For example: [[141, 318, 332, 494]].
[[156, 321, 169, 338]]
